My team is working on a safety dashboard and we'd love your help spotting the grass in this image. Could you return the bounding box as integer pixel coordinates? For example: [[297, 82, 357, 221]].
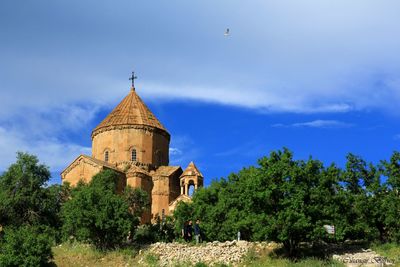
[[371, 243, 400, 266], [56, 242, 400, 267], [143, 252, 160, 267], [240, 257, 345, 267], [52, 242, 139, 267], [238, 247, 345, 267]]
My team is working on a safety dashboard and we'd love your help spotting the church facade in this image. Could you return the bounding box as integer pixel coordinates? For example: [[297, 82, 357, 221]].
[[61, 84, 203, 222]]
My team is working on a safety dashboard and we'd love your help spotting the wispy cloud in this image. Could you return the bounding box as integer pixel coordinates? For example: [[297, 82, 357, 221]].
[[272, 120, 353, 129], [0, 127, 91, 172], [0, 0, 399, 185], [1, 1, 400, 115], [169, 147, 182, 156], [169, 135, 200, 166], [140, 82, 354, 114], [0, 104, 96, 173]]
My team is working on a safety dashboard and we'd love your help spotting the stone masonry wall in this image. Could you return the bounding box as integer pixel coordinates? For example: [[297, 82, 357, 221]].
[[139, 241, 278, 266]]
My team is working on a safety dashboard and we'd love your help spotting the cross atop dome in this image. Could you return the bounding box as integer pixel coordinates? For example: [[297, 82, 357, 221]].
[[129, 71, 137, 90]]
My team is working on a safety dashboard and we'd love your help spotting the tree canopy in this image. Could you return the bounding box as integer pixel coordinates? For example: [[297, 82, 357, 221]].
[[0, 152, 61, 266], [61, 169, 149, 249], [174, 148, 400, 256], [2, 149, 400, 259], [0, 152, 53, 227]]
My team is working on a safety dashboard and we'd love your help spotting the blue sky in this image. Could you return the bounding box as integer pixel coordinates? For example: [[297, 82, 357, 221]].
[[1, 1, 400, 185]]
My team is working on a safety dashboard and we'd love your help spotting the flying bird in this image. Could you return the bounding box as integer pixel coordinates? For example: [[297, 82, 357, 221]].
[[224, 28, 230, 36]]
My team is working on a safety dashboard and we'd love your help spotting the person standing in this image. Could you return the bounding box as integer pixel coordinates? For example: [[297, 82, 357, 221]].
[[194, 219, 202, 244]]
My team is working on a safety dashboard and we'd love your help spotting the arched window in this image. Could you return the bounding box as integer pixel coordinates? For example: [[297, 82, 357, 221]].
[[188, 180, 195, 197], [104, 151, 109, 162], [131, 149, 137, 161]]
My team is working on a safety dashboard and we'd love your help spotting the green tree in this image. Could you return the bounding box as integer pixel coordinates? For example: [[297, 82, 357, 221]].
[[133, 216, 175, 243], [61, 169, 140, 250], [187, 178, 236, 241], [177, 149, 344, 256], [0, 152, 67, 266], [380, 151, 400, 242], [259, 150, 326, 256], [124, 186, 150, 218], [0, 225, 53, 267], [172, 148, 400, 256], [337, 154, 380, 241], [0, 152, 52, 227], [173, 201, 195, 238]]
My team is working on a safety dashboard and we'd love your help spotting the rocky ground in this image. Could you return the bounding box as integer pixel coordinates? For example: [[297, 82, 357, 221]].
[[138, 240, 278, 266], [137, 241, 396, 267]]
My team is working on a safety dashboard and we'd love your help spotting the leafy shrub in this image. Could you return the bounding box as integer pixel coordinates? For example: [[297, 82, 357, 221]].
[[0, 152, 58, 228], [153, 216, 176, 243], [133, 216, 175, 244], [61, 170, 142, 250], [0, 225, 53, 267], [173, 148, 400, 257], [133, 224, 156, 244]]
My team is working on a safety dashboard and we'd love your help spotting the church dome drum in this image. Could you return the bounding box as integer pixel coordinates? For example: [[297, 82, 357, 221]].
[[91, 86, 170, 167]]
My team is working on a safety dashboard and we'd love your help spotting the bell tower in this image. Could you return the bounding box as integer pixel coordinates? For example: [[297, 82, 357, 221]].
[[180, 162, 203, 196]]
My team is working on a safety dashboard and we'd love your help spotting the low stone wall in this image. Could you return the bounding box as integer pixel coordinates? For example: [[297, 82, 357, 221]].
[[139, 240, 278, 266]]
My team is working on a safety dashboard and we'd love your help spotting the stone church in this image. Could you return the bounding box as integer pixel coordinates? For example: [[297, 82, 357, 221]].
[[61, 82, 203, 222]]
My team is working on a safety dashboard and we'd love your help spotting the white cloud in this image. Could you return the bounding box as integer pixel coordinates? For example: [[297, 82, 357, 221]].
[[169, 135, 199, 166], [0, 127, 91, 172], [1, 0, 400, 177], [139, 82, 355, 114], [169, 147, 182, 156], [272, 120, 353, 129], [1, 1, 400, 115], [4, 104, 99, 139], [0, 104, 96, 173]]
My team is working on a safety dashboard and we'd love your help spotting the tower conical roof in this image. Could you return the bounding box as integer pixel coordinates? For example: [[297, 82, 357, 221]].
[[92, 87, 168, 136], [181, 161, 203, 177]]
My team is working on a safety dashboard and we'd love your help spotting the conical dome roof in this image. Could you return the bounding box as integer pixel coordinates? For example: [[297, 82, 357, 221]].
[[181, 161, 203, 177], [92, 87, 168, 137]]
